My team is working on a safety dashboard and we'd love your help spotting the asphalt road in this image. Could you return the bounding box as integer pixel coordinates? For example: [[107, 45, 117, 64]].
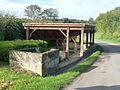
[[63, 40, 120, 90]]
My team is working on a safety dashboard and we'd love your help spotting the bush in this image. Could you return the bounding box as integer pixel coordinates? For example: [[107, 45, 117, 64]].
[[0, 40, 48, 62], [96, 7, 120, 40], [0, 12, 28, 41]]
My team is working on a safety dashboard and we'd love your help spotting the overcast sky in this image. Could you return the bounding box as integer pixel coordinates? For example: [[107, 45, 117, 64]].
[[0, 0, 120, 20]]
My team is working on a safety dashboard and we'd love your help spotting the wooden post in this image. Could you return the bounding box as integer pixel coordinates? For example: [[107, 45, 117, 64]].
[[74, 41, 77, 52], [62, 39, 65, 51], [65, 28, 70, 59], [90, 31, 92, 47], [80, 30, 84, 56], [86, 31, 89, 48], [26, 28, 29, 40], [92, 30, 95, 45], [79, 33, 81, 50], [72, 38, 77, 52], [56, 40, 59, 48]]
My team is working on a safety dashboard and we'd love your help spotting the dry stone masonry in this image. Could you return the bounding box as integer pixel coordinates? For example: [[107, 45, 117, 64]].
[[9, 48, 59, 76]]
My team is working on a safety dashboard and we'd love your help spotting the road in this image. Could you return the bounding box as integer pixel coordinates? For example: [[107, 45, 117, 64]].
[[63, 41, 120, 90]]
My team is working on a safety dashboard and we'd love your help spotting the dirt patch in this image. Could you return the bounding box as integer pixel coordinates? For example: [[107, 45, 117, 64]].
[[10, 66, 39, 76], [0, 79, 13, 90]]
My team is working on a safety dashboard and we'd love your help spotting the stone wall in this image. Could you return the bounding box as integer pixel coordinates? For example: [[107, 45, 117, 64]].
[[9, 48, 59, 76]]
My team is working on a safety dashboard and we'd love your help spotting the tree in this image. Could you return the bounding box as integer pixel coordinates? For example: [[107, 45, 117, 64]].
[[42, 8, 59, 19], [62, 18, 70, 23], [0, 12, 6, 40], [24, 5, 42, 20], [96, 7, 120, 39], [0, 11, 25, 40], [88, 17, 95, 25]]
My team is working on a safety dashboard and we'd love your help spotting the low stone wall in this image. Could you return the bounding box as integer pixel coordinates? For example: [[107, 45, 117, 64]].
[[9, 48, 59, 76]]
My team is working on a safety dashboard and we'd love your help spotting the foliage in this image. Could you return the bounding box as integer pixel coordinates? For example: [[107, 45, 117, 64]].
[[0, 40, 47, 62], [88, 17, 95, 25], [62, 18, 95, 24], [62, 18, 70, 23], [23, 18, 84, 23], [0, 44, 101, 90], [0, 12, 6, 40], [14, 18, 28, 39], [24, 5, 59, 20], [95, 33, 120, 43], [0, 12, 26, 40], [24, 5, 42, 20], [96, 7, 120, 39], [42, 8, 59, 20]]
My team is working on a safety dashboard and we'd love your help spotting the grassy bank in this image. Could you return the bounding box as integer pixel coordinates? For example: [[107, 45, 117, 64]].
[[0, 44, 102, 90], [95, 33, 120, 44]]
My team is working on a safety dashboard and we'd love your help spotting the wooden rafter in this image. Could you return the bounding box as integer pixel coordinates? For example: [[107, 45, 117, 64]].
[[24, 27, 84, 30], [29, 29, 37, 38], [23, 23, 86, 27], [59, 29, 67, 38], [72, 37, 77, 51]]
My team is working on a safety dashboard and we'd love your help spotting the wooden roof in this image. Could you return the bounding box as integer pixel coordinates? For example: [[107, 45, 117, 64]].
[[23, 23, 95, 40], [23, 23, 88, 27], [23, 23, 95, 31]]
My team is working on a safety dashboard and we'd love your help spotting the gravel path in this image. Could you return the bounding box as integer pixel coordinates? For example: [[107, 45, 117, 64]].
[[63, 41, 120, 90]]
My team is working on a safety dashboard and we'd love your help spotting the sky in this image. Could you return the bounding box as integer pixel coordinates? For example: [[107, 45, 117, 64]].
[[0, 0, 120, 20]]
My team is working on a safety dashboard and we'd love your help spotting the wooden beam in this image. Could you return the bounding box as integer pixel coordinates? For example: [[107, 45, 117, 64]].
[[29, 29, 37, 38], [65, 28, 70, 59], [24, 27, 83, 30], [92, 31, 95, 45], [80, 30, 84, 56], [59, 29, 67, 38], [23, 23, 86, 27], [26, 28, 29, 40], [79, 33, 81, 49], [72, 38, 77, 52], [90, 31, 92, 47], [86, 31, 89, 48], [56, 40, 59, 48], [63, 39, 65, 51]]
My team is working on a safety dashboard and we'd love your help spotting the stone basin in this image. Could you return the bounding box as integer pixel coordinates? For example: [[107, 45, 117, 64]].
[[9, 48, 59, 76]]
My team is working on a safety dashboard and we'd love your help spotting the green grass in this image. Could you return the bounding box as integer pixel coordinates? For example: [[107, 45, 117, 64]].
[[0, 45, 102, 90], [99, 38, 120, 44], [95, 33, 120, 44]]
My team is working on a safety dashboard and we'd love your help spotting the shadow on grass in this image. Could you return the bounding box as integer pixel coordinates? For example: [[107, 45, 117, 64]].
[[69, 51, 100, 74], [76, 85, 120, 90], [70, 65, 97, 74], [0, 61, 9, 67]]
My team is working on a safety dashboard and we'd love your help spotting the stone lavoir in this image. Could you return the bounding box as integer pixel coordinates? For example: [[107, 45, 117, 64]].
[[10, 23, 95, 76], [9, 48, 59, 76]]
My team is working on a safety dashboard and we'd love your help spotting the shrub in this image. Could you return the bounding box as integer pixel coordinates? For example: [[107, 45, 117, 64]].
[[96, 7, 120, 40], [0, 40, 47, 62]]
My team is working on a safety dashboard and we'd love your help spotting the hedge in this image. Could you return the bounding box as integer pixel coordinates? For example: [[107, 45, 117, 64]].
[[0, 40, 48, 62]]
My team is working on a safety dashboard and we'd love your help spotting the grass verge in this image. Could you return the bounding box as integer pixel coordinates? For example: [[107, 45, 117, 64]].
[[99, 39, 120, 44], [0, 44, 102, 90], [95, 33, 120, 44]]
